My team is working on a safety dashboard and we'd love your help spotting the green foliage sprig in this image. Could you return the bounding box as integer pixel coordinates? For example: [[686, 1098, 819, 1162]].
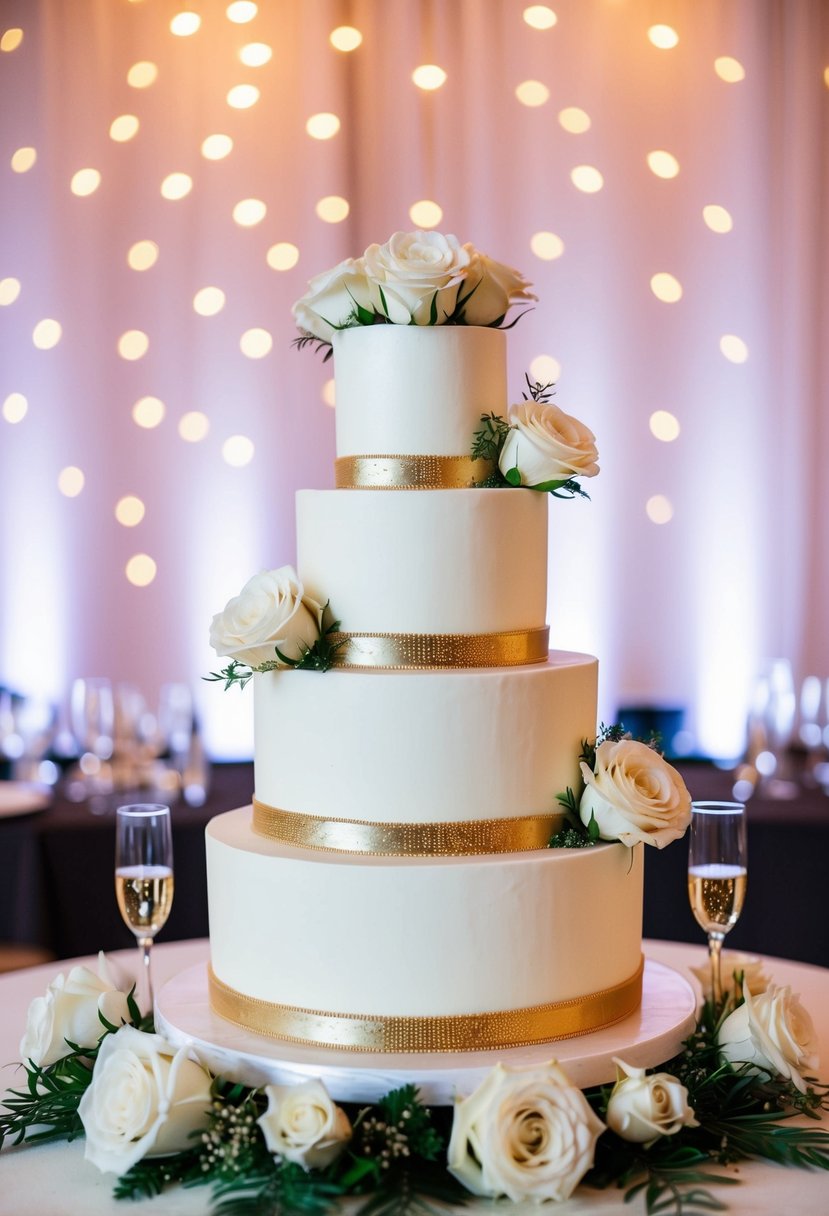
[[205, 609, 346, 691]]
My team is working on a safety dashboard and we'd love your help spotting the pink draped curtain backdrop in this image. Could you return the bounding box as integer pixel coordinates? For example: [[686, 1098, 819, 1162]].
[[0, 0, 827, 759]]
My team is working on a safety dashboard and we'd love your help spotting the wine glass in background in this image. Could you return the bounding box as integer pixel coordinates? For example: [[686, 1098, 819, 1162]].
[[688, 802, 747, 1005], [70, 677, 115, 794], [157, 683, 193, 774], [798, 676, 829, 790], [8, 696, 56, 783], [115, 804, 174, 1013]]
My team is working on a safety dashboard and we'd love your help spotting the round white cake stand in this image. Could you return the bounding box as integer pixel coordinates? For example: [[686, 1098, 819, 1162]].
[[156, 956, 697, 1104]]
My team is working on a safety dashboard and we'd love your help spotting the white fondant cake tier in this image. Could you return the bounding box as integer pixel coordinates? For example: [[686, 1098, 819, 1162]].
[[207, 807, 644, 1021], [332, 325, 507, 458], [254, 652, 597, 825], [296, 488, 547, 635]]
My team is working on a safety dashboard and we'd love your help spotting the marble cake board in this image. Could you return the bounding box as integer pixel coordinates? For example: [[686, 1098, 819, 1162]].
[[156, 955, 697, 1104]]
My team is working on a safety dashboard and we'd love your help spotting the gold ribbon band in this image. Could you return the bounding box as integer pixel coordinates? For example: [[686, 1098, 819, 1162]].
[[329, 625, 550, 670], [252, 798, 565, 856], [208, 958, 645, 1053], [335, 454, 495, 490]]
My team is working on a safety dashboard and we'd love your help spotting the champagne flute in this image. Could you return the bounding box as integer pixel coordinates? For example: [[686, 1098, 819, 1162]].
[[688, 801, 747, 1005], [115, 804, 174, 1013]]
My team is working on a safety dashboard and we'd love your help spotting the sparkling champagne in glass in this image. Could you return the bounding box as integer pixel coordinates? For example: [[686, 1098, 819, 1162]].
[[115, 804, 174, 1013], [688, 801, 747, 1004]]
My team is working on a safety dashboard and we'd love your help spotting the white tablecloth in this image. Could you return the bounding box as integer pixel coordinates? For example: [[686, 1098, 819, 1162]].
[[1, 940, 828, 1215]]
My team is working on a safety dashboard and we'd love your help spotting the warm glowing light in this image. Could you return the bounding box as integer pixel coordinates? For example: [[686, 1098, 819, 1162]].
[[2, 393, 27, 423], [170, 11, 201, 35], [703, 204, 733, 233], [132, 397, 165, 428], [201, 134, 233, 160], [160, 172, 193, 200], [127, 61, 158, 88], [232, 198, 267, 226], [109, 114, 139, 142], [646, 494, 674, 524], [648, 24, 679, 49], [11, 147, 36, 172], [118, 330, 149, 360], [227, 84, 260, 109], [409, 199, 443, 228], [523, 6, 557, 30], [570, 164, 604, 193], [193, 287, 226, 316], [649, 410, 681, 442], [0, 277, 21, 305], [222, 435, 255, 466], [412, 64, 447, 90], [824, 67, 829, 89], [58, 466, 85, 498], [720, 334, 749, 363], [32, 319, 62, 349], [178, 411, 210, 442], [515, 80, 550, 107], [322, 379, 336, 407], [306, 112, 341, 139], [266, 242, 300, 270], [529, 354, 562, 383], [126, 554, 157, 587], [240, 42, 272, 66], [647, 150, 680, 179], [330, 25, 362, 52], [650, 272, 683, 303], [70, 168, 101, 197], [226, 2, 257, 23], [715, 56, 745, 83], [558, 107, 590, 134], [127, 240, 159, 271], [0, 28, 24, 52], [316, 195, 350, 223], [530, 231, 564, 260], [115, 495, 145, 527], [240, 328, 272, 358]]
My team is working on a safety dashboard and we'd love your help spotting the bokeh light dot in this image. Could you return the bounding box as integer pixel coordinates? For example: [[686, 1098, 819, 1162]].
[[222, 435, 255, 466], [409, 199, 443, 228], [530, 231, 564, 261], [32, 319, 62, 349], [558, 107, 590, 133], [703, 204, 733, 233], [160, 173, 192, 200], [316, 195, 350, 223], [201, 134, 233, 160], [239, 42, 272, 66], [412, 64, 447, 90], [109, 114, 139, 142], [650, 272, 683, 303], [58, 466, 84, 498], [233, 198, 267, 226], [170, 11, 201, 36], [515, 80, 550, 107], [11, 147, 36, 172], [70, 168, 101, 197], [306, 112, 341, 140], [115, 495, 145, 527], [824, 67, 829, 89], [715, 56, 745, 83], [132, 397, 165, 428], [647, 150, 680, 178], [523, 6, 557, 30], [266, 242, 300, 271], [720, 334, 749, 363], [649, 410, 681, 442], [529, 354, 562, 383], [0, 277, 21, 305], [1, 28, 24, 52], [330, 26, 362, 52], [127, 61, 158, 88], [571, 165, 604, 193], [322, 379, 336, 407], [127, 240, 159, 271], [179, 411, 210, 442], [648, 24, 679, 49], [193, 287, 226, 316], [227, 84, 260, 109], [126, 554, 157, 587], [240, 328, 272, 358], [2, 393, 27, 423], [226, 1, 257, 22], [646, 494, 674, 524], [118, 330, 149, 360]]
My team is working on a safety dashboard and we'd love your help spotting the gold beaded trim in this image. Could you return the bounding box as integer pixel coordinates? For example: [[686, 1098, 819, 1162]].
[[329, 625, 550, 669], [252, 798, 565, 856], [335, 454, 495, 490], [208, 958, 645, 1053]]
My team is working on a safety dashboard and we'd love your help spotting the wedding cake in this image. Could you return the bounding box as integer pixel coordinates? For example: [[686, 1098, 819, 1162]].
[[205, 232, 691, 1054]]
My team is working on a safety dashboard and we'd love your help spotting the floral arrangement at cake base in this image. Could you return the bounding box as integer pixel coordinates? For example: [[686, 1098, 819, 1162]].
[[3, 956, 829, 1216]]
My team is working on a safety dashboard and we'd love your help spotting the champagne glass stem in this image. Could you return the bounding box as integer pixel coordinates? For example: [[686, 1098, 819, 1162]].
[[708, 931, 725, 1004], [139, 936, 153, 1013]]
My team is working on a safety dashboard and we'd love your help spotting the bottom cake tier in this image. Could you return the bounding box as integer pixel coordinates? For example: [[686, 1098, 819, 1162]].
[[206, 808, 644, 1053]]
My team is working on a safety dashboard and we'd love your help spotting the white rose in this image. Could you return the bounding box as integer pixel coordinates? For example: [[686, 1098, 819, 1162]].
[[447, 1061, 605, 1203], [257, 1079, 352, 1170], [292, 257, 375, 342], [363, 230, 472, 324], [690, 952, 772, 1003], [78, 1025, 212, 1174], [579, 739, 691, 849], [605, 1057, 698, 1145], [461, 249, 536, 326], [209, 567, 323, 669], [20, 952, 132, 1068], [499, 401, 599, 488], [718, 984, 819, 1094]]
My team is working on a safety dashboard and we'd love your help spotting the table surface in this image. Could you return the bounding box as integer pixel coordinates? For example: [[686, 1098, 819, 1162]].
[[1, 939, 828, 1215]]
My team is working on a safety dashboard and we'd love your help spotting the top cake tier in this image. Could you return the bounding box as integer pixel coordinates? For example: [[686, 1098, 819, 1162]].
[[333, 325, 506, 459]]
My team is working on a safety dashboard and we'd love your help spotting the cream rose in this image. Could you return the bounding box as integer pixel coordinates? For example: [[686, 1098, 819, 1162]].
[[690, 952, 772, 1003], [605, 1058, 698, 1145], [20, 953, 132, 1068], [498, 401, 599, 489], [448, 1061, 605, 1203], [292, 257, 374, 341], [209, 567, 323, 669], [718, 984, 819, 1094], [78, 1026, 212, 1174], [579, 739, 691, 849], [363, 230, 472, 324], [257, 1079, 352, 1170], [461, 250, 536, 326]]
